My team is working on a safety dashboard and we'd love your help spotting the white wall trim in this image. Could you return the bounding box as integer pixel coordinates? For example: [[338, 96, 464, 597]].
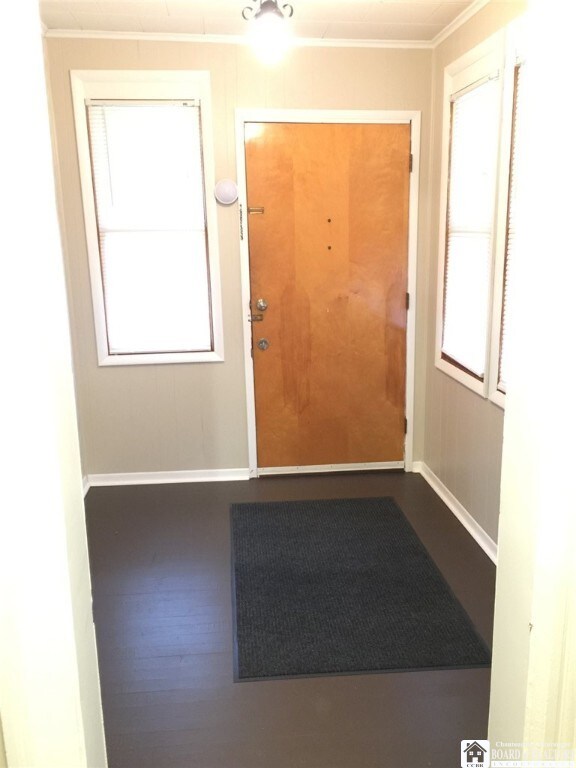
[[412, 461, 498, 564], [431, 0, 491, 47], [434, 32, 507, 399], [404, 111, 421, 472], [43, 29, 433, 49], [82, 476, 90, 497], [236, 108, 420, 477], [85, 468, 250, 488], [70, 69, 225, 368], [259, 461, 404, 477]]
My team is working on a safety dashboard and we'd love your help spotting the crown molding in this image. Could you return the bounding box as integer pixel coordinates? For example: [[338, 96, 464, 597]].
[[44, 30, 246, 44], [41, 0, 490, 51], [298, 36, 432, 49], [431, 0, 491, 47], [43, 28, 433, 49]]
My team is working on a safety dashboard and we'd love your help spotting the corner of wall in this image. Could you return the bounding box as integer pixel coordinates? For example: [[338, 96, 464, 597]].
[[420, 0, 526, 544]]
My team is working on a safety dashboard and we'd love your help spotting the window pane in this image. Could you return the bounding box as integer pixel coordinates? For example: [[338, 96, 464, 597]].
[[88, 104, 206, 231], [443, 233, 492, 377], [442, 76, 501, 380], [448, 83, 501, 233], [101, 231, 212, 354], [87, 101, 213, 357]]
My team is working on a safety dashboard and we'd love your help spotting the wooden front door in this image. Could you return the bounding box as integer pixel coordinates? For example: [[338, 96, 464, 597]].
[[244, 121, 410, 470]]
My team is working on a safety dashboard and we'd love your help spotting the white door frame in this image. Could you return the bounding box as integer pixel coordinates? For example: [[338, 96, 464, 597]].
[[235, 108, 421, 478]]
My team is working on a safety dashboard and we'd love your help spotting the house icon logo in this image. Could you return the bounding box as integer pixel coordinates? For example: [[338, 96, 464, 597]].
[[461, 739, 490, 767]]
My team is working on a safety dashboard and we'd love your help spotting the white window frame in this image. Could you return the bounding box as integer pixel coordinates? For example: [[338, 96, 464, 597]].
[[436, 25, 527, 408], [70, 70, 224, 366], [435, 31, 506, 399], [487, 24, 526, 407]]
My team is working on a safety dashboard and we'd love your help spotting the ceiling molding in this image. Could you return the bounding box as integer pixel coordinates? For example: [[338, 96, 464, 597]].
[[41, 0, 490, 51], [297, 37, 432, 50], [42, 28, 434, 49], [431, 0, 491, 47]]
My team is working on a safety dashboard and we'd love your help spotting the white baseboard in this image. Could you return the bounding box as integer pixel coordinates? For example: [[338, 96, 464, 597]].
[[85, 468, 250, 489], [82, 463, 497, 565], [411, 461, 498, 564], [258, 461, 404, 476]]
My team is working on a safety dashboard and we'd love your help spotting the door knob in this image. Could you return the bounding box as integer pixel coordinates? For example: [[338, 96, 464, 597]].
[[256, 298, 268, 311], [257, 338, 270, 351]]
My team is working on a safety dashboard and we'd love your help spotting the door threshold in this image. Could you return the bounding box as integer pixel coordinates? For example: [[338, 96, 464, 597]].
[[258, 461, 404, 477]]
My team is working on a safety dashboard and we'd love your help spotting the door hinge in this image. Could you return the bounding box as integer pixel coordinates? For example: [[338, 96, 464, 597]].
[[406, 292, 410, 310], [404, 417, 408, 435], [409, 153, 413, 173]]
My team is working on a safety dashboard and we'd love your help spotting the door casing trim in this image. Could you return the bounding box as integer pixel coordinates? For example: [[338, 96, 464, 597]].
[[235, 109, 421, 478]]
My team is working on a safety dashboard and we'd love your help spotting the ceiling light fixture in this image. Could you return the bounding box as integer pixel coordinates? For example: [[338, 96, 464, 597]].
[[242, 0, 294, 66]]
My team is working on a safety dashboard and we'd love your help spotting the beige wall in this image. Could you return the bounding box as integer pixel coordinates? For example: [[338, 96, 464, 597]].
[[46, 37, 432, 475], [47, 4, 527, 545], [423, 1, 527, 543]]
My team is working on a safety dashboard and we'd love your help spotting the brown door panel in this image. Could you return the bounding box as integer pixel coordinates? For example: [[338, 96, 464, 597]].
[[245, 122, 410, 468]]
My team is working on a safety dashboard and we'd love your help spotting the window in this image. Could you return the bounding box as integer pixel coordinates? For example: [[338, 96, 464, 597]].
[[441, 75, 501, 381], [71, 72, 223, 365], [436, 30, 525, 405]]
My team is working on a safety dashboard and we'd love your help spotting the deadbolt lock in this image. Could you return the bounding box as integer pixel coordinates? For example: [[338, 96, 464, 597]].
[[256, 298, 268, 311], [257, 338, 270, 351]]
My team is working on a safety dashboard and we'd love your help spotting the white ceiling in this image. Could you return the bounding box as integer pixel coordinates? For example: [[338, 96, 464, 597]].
[[39, 0, 484, 44]]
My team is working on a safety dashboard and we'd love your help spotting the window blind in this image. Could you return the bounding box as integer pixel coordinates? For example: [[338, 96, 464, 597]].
[[498, 63, 524, 393], [86, 102, 213, 355], [441, 75, 501, 379]]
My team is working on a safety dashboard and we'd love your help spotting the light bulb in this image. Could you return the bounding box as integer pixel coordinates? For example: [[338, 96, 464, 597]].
[[248, 10, 293, 65]]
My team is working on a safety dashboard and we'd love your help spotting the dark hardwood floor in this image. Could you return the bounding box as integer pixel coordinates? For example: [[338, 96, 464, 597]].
[[85, 471, 496, 768]]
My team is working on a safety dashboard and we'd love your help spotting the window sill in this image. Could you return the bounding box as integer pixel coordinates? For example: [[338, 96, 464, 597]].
[[488, 388, 506, 409], [435, 355, 486, 398], [97, 350, 225, 366]]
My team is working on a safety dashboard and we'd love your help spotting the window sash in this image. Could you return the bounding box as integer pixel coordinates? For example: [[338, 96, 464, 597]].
[[441, 75, 501, 380], [86, 101, 214, 357]]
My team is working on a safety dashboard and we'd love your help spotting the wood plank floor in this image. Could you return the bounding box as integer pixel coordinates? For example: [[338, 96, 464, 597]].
[[85, 471, 496, 768]]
